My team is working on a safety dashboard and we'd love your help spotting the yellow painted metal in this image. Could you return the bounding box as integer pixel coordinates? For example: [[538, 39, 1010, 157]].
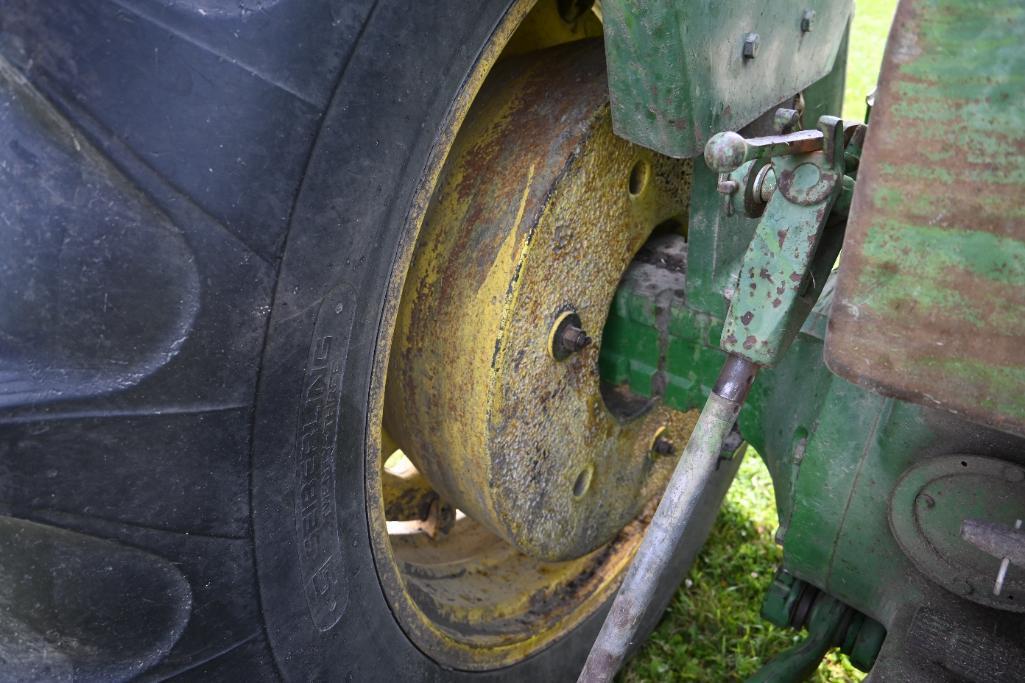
[[385, 37, 695, 561], [361, 0, 701, 670], [502, 0, 603, 56]]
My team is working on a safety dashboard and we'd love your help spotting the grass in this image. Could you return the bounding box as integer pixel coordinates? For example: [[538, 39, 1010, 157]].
[[844, 0, 899, 121], [623, 3, 897, 679]]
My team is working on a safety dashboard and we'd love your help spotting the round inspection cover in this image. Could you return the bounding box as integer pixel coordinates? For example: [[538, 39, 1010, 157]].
[[889, 454, 1025, 611]]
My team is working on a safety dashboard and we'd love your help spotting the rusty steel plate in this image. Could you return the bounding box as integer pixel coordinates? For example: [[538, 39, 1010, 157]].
[[825, 0, 1025, 436], [385, 39, 695, 561]]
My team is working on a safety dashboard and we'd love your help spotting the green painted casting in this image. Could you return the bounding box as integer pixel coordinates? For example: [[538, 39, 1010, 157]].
[[596, 66, 906, 682], [601, 0, 852, 158], [888, 455, 1025, 610], [683, 31, 848, 320], [719, 117, 846, 366]]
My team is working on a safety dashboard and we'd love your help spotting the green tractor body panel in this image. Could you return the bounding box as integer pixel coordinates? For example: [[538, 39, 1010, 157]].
[[825, 0, 1025, 437], [602, 0, 852, 158]]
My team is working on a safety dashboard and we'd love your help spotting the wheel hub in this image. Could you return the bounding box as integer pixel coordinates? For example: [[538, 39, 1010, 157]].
[[385, 39, 694, 561]]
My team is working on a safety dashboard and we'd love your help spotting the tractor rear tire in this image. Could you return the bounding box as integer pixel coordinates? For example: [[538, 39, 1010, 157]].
[[0, 2, 734, 679]]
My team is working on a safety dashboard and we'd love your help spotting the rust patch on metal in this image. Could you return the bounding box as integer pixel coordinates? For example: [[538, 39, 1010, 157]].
[[825, 0, 1025, 436], [384, 39, 696, 561]]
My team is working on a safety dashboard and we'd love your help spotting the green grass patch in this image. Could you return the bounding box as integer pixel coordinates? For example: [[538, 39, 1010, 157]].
[[844, 0, 899, 121]]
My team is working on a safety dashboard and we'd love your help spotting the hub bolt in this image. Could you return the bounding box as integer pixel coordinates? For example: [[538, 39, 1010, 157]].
[[561, 324, 592, 352], [549, 311, 592, 360], [653, 435, 675, 456]]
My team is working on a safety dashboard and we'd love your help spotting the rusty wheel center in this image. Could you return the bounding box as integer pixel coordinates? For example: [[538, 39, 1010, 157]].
[[368, 2, 695, 669], [386, 39, 693, 562]]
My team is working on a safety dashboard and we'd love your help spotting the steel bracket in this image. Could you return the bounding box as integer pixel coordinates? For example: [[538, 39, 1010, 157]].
[[710, 116, 847, 367]]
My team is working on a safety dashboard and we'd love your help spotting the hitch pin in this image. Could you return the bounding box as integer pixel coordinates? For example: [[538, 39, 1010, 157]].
[[704, 121, 861, 174]]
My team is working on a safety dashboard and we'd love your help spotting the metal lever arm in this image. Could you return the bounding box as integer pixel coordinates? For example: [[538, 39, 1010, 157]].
[[579, 356, 758, 682], [705, 118, 860, 174], [705, 129, 825, 173], [720, 116, 845, 367]]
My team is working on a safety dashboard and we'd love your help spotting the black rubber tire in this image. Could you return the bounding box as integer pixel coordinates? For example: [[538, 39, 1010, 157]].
[[0, 2, 736, 680]]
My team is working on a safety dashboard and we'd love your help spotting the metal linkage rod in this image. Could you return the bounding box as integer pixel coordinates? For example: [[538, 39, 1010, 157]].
[[704, 129, 824, 173], [579, 355, 758, 682]]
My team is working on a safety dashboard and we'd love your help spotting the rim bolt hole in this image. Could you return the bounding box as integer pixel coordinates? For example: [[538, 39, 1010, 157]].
[[628, 159, 652, 197], [573, 467, 594, 498]]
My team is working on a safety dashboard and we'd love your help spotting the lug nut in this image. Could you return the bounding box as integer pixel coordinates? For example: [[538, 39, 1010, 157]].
[[421, 497, 456, 540], [653, 435, 675, 456], [550, 311, 592, 360], [561, 324, 592, 353]]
